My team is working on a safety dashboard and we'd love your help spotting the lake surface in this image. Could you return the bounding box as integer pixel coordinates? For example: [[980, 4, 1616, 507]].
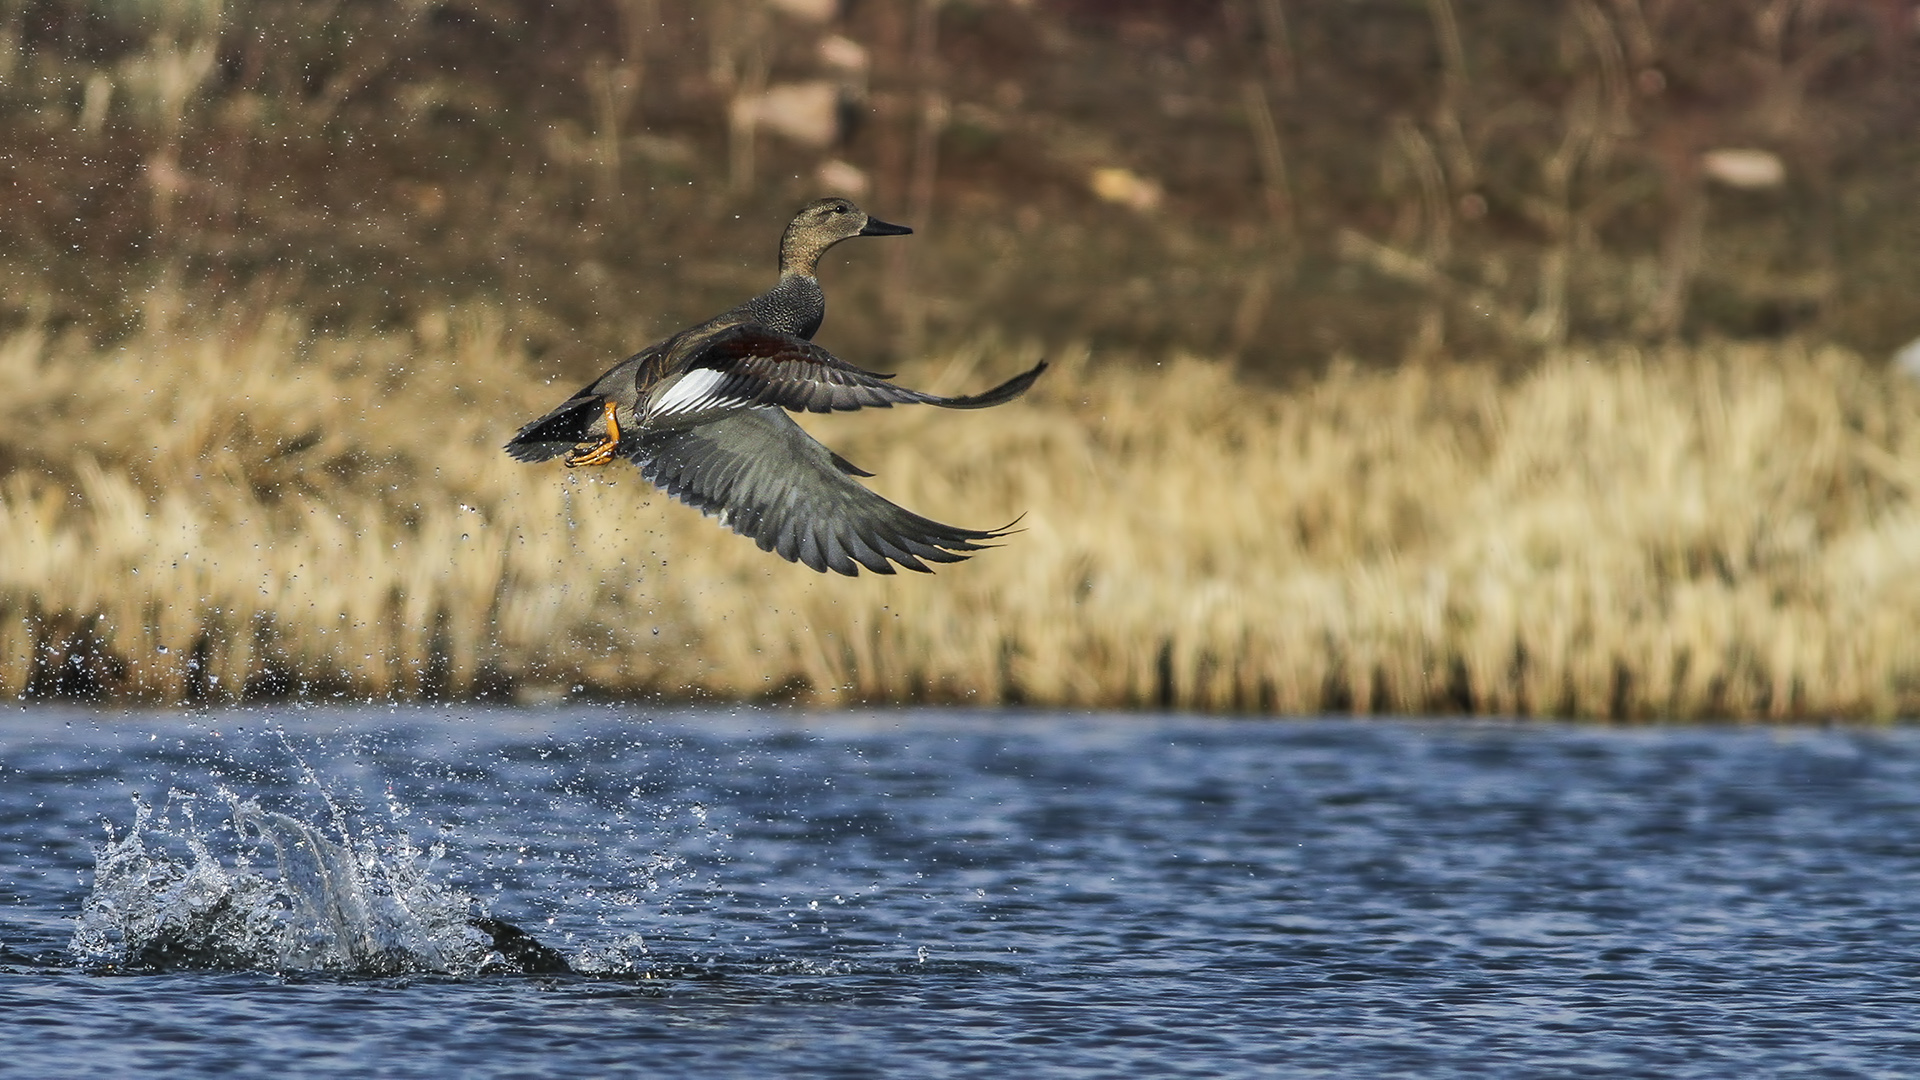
[[3, 706, 1918, 1078]]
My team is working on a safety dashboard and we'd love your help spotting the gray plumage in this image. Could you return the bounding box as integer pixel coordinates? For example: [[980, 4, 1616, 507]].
[[505, 197, 1046, 575]]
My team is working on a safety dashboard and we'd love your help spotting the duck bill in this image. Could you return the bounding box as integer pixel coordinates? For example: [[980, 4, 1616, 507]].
[[859, 216, 913, 237]]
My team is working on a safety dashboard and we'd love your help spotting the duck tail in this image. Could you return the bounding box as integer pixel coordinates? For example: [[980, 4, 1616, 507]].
[[504, 396, 605, 462]]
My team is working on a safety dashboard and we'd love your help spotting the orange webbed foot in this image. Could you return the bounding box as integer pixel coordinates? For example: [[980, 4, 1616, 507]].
[[563, 401, 623, 468]]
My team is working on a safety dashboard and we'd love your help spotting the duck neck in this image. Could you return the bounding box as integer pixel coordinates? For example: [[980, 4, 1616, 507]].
[[778, 226, 830, 279]]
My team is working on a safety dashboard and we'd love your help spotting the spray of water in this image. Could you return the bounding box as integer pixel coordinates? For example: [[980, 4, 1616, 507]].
[[63, 723, 738, 978], [69, 787, 530, 975]]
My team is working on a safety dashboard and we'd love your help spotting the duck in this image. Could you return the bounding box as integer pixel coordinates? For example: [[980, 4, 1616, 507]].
[[505, 197, 1047, 576]]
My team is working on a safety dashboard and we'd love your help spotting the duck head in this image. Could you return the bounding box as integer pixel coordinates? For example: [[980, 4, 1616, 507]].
[[779, 197, 912, 276]]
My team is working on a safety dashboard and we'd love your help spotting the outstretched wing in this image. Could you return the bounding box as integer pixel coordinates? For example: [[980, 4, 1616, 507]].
[[646, 325, 1048, 421], [630, 406, 1008, 575]]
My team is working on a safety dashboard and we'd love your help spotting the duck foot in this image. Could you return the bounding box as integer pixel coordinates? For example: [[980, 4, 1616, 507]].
[[564, 401, 622, 468]]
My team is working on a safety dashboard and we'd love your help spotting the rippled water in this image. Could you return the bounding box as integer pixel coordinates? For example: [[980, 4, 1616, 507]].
[[3, 706, 1919, 1077]]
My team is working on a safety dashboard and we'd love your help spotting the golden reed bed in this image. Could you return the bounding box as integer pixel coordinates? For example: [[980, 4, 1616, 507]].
[[2, 313, 1916, 720]]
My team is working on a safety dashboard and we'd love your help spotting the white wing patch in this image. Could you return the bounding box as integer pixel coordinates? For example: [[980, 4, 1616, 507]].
[[648, 368, 750, 419]]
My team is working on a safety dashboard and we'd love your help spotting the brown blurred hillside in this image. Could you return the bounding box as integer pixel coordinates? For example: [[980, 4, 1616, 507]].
[[0, 0, 1914, 379]]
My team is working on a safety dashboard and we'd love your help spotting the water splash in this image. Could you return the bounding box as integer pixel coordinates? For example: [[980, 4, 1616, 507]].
[[70, 791, 564, 976]]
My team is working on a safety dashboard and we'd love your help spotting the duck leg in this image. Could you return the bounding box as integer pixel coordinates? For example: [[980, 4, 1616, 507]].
[[564, 401, 623, 468]]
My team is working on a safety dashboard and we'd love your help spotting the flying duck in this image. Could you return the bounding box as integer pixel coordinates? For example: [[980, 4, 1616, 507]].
[[504, 197, 1046, 575]]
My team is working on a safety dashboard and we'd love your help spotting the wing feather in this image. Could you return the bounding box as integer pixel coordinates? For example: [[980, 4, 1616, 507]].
[[630, 408, 1006, 576], [681, 326, 1048, 414]]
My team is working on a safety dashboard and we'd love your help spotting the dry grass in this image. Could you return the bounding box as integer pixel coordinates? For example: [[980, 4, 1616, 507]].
[[3, 313, 1918, 719]]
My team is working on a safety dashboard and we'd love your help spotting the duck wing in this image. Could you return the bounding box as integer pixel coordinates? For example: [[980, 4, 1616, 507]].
[[647, 325, 1047, 420], [630, 406, 1007, 575]]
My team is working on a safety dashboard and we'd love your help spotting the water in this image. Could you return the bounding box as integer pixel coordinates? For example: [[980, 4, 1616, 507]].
[[4, 706, 1919, 1078]]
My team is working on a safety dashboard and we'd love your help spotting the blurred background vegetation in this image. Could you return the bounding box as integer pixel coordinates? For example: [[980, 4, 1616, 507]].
[[2, 0, 1919, 716], [1, 0, 1913, 375]]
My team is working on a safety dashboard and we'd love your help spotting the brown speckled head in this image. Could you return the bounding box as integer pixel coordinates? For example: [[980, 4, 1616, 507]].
[[777, 198, 912, 277]]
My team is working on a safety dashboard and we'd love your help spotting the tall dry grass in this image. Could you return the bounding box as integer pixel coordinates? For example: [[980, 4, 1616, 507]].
[[2, 313, 1918, 719]]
